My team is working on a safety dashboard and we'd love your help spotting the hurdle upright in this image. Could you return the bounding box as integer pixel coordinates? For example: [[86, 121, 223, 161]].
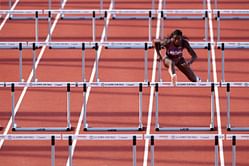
[[217, 42, 249, 82], [222, 82, 249, 131], [6, 82, 73, 131], [151, 82, 219, 131], [80, 82, 149, 131]]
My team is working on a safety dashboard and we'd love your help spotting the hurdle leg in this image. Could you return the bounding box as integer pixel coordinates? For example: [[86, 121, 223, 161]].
[[67, 83, 71, 130], [207, 43, 211, 82], [144, 43, 148, 82], [215, 0, 218, 9], [214, 136, 219, 166], [95, 43, 99, 82], [19, 43, 23, 82], [48, 0, 52, 10], [9, 0, 11, 9], [210, 83, 215, 130], [132, 136, 137, 166], [100, 0, 103, 10], [155, 84, 159, 130], [204, 11, 208, 41], [82, 43, 86, 81], [221, 43, 225, 82], [232, 136, 236, 166], [151, 0, 155, 10], [11, 83, 16, 130], [148, 11, 152, 42], [138, 83, 143, 130], [51, 136, 55, 166], [217, 11, 220, 42], [68, 136, 72, 166], [160, 11, 164, 40], [35, 11, 39, 43], [83, 84, 88, 130], [203, 0, 206, 10], [32, 43, 37, 82], [104, 11, 108, 41], [150, 136, 154, 166], [92, 11, 96, 42], [48, 11, 52, 42], [226, 83, 231, 130], [157, 60, 162, 82]]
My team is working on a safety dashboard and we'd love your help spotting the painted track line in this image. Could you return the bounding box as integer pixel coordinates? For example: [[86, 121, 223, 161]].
[[207, 0, 225, 165], [142, 0, 162, 166], [0, 0, 19, 30], [0, 0, 68, 149], [65, 2, 114, 166]]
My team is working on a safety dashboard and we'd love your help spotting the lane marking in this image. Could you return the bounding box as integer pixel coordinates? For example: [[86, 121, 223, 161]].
[[65, 2, 114, 166], [0, 0, 19, 30], [0, 0, 68, 149], [207, 0, 225, 165], [143, 0, 163, 166]]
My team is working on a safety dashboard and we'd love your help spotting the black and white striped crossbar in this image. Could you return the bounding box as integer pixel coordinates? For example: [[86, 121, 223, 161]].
[[217, 42, 249, 49], [150, 81, 219, 88], [222, 82, 249, 131], [214, 10, 249, 19], [0, 42, 31, 49], [160, 9, 210, 20], [64, 134, 142, 166], [145, 134, 223, 166]]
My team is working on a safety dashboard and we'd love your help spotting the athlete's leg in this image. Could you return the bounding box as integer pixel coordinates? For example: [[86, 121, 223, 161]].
[[163, 57, 177, 85]]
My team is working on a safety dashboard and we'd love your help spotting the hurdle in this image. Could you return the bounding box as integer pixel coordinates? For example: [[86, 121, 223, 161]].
[[63, 134, 142, 166], [151, 82, 219, 131], [0, 134, 61, 166], [157, 42, 212, 82], [214, 10, 249, 42], [217, 42, 249, 82], [145, 134, 224, 166], [46, 41, 152, 82], [226, 134, 249, 166], [221, 82, 249, 131], [81, 82, 149, 131], [5, 82, 73, 131], [159, 10, 210, 41]]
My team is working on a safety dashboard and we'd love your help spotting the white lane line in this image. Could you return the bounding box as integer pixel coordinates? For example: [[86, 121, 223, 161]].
[[143, 0, 162, 166], [0, 0, 68, 149], [0, 0, 19, 30], [207, 0, 225, 165], [65, 2, 113, 166]]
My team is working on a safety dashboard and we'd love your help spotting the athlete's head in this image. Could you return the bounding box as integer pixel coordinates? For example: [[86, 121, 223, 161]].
[[171, 29, 183, 46]]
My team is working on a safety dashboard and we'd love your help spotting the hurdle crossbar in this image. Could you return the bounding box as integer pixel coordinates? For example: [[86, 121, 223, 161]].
[[214, 10, 249, 42], [221, 82, 249, 131], [83, 82, 148, 131], [64, 134, 142, 166], [10, 82, 72, 131], [151, 82, 218, 131], [218, 42, 249, 82], [0, 134, 60, 166], [145, 134, 223, 166], [157, 42, 212, 82]]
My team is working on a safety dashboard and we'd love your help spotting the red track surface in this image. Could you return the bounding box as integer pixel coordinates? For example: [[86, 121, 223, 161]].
[[0, 0, 249, 166]]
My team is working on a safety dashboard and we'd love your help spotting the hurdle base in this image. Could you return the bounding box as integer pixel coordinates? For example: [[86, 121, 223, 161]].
[[12, 127, 72, 131], [9, 16, 48, 20], [164, 16, 204, 20], [112, 16, 155, 20], [227, 127, 249, 131], [155, 127, 214, 131], [60, 16, 103, 20], [84, 127, 144, 132]]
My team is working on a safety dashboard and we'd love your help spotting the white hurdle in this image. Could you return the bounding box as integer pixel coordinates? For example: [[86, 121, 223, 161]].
[[159, 10, 210, 41], [81, 82, 149, 131], [157, 42, 213, 82], [217, 42, 249, 82], [0, 134, 61, 166], [145, 134, 224, 166], [221, 82, 249, 131], [63, 134, 143, 166], [151, 82, 219, 131], [214, 10, 249, 42], [4, 82, 73, 131]]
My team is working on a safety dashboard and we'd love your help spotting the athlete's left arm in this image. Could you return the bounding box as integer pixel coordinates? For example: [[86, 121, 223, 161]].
[[184, 40, 197, 65]]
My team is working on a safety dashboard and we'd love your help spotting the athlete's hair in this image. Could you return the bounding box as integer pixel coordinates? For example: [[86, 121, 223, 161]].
[[169, 29, 189, 40]]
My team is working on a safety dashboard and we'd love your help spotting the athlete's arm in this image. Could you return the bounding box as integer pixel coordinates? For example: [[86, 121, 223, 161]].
[[184, 39, 197, 65]]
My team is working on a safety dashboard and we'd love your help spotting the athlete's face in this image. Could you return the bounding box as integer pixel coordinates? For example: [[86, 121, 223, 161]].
[[172, 35, 182, 46]]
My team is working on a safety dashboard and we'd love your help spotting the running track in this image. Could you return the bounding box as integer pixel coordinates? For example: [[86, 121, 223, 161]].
[[0, 0, 249, 165]]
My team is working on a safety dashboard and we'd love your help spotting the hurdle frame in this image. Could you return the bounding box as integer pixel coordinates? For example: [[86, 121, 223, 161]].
[[64, 134, 143, 166], [81, 82, 148, 131], [217, 42, 249, 82], [145, 134, 224, 166], [214, 10, 249, 42], [0, 134, 61, 166], [8, 82, 73, 131], [152, 82, 218, 131], [157, 42, 212, 82], [222, 82, 249, 131]]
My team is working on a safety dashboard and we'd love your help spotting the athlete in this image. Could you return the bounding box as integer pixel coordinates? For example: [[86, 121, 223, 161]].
[[154, 29, 201, 85]]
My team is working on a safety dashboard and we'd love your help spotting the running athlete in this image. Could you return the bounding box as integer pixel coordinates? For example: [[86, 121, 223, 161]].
[[154, 29, 201, 84]]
